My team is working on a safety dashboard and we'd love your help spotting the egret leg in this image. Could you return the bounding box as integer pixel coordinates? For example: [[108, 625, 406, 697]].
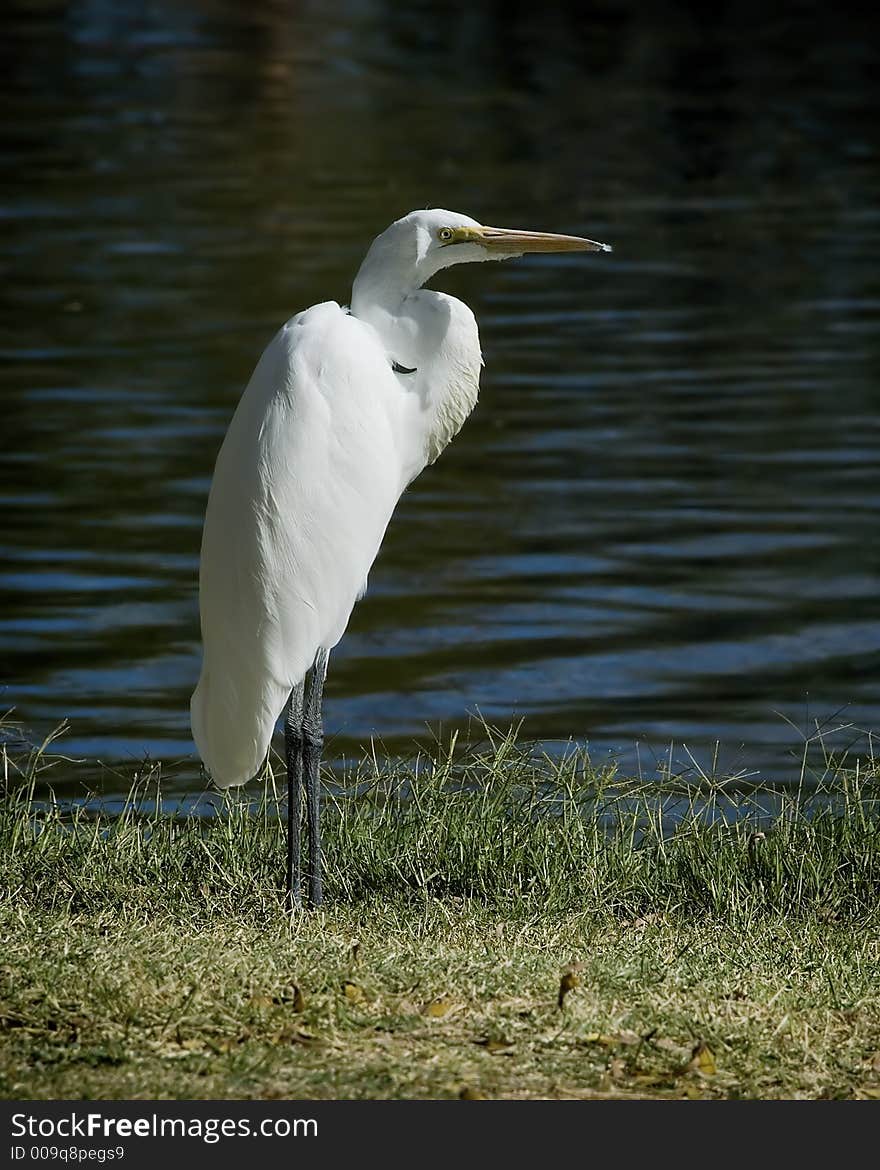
[[284, 682, 305, 912], [303, 648, 329, 907]]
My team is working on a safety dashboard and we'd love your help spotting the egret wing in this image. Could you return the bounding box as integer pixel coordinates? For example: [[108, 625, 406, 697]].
[[191, 302, 405, 787]]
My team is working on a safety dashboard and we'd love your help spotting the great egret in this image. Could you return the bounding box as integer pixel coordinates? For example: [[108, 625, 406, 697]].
[[191, 208, 611, 908]]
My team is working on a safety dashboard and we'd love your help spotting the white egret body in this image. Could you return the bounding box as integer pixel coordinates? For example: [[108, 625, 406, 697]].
[[191, 208, 610, 905]]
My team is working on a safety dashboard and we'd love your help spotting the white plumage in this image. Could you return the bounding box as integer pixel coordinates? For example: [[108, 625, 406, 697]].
[[192, 213, 485, 786], [189, 207, 610, 904]]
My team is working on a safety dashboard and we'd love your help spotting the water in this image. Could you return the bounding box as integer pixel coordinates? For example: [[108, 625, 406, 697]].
[[2, 0, 879, 793]]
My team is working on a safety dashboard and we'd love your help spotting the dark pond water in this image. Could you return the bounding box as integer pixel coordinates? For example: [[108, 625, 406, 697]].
[[2, 0, 879, 793]]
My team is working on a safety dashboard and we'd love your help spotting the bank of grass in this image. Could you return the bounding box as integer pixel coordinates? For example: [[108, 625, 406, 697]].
[[2, 719, 880, 1099]]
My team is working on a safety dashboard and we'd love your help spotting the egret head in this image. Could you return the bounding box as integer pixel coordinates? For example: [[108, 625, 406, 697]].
[[354, 208, 611, 301]]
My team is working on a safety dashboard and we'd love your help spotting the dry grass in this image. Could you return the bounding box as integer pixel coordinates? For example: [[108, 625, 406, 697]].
[[3, 902, 880, 1100], [2, 718, 879, 1099]]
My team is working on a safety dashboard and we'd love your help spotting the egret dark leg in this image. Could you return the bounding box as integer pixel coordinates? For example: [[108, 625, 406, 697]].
[[284, 682, 305, 912], [303, 648, 329, 907]]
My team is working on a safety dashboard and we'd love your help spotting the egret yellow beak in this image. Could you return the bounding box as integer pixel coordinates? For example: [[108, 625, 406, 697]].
[[458, 225, 612, 254]]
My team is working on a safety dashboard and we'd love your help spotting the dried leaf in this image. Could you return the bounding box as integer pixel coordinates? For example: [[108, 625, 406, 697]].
[[593, 1032, 640, 1048], [558, 970, 580, 1009], [477, 1037, 514, 1054], [278, 1027, 318, 1047], [342, 981, 365, 1004], [459, 1087, 487, 1100], [423, 996, 457, 1018], [272, 985, 305, 1011], [688, 1042, 716, 1077]]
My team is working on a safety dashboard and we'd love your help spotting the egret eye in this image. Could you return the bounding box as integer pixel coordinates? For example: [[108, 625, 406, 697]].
[[437, 227, 455, 243]]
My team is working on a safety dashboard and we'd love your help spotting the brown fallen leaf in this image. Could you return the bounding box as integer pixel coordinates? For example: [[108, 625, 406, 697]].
[[276, 1027, 318, 1046], [687, 1042, 717, 1077], [272, 985, 306, 1012], [476, 1037, 514, 1054], [342, 981, 365, 1004], [459, 1087, 487, 1100], [558, 970, 580, 1009], [585, 1032, 641, 1048], [423, 996, 457, 1018]]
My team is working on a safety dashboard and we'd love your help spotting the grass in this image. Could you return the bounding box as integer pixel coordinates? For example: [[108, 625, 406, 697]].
[[2, 716, 880, 1100]]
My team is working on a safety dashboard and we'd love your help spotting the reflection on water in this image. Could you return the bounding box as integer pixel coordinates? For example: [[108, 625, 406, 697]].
[[2, 1, 878, 792]]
